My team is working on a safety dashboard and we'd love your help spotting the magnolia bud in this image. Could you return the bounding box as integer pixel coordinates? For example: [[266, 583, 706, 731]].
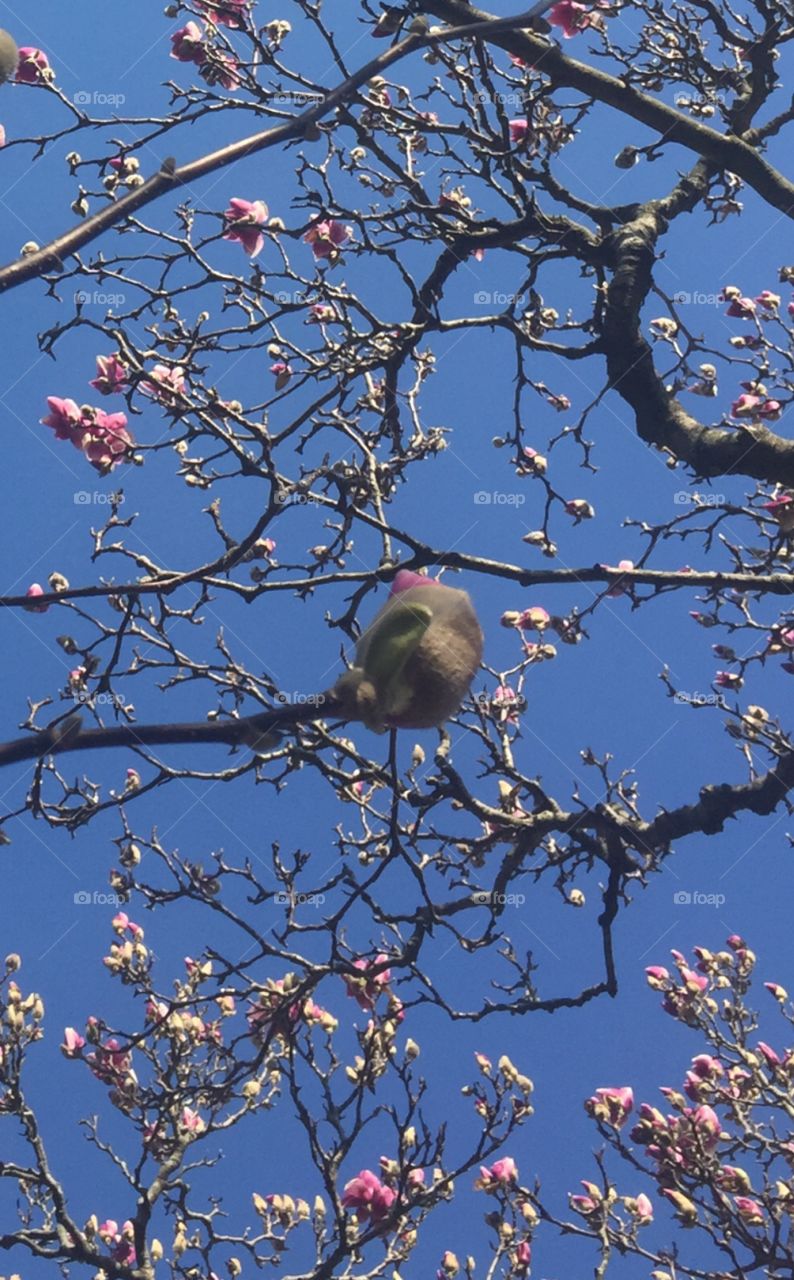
[[0, 29, 18, 85]]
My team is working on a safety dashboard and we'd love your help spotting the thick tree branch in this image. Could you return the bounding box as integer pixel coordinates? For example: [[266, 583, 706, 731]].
[[423, 0, 794, 219]]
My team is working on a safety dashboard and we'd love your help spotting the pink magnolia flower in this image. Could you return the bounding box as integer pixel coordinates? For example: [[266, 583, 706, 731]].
[[196, 0, 249, 27], [304, 219, 352, 261], [645, 965, 669, 988], [629, 1192, 654, 1222], [565, 498, 595, 520], [307, 303, 336, 323], [714, 671, 742, 690], [201, 51, 240, 90], [734, 1196, 765, 1224], [112, 911, 144, 938], [343, 955, 391, 1011], [223, 198, 268, 257], [762, 494, 794, 529], [548, 1, 592, 38], [90, 354, 130, 396], [514, 1240, 532, 1268], [61, 1027, 86, 1056], [757, 1040, 782, 1068], [547, 391, 571, 411], [42, 398, 133, 471], [341, 1169, 396, 1221], [16, 47, 51, 84], [87, 1037, 132, 1085], [41, 396, 82, 440], [180, 1106, 205, 1133], [585, 1086, 634, 1128], [765, 981, 788, 1001], [24, 584, 49, 614], [519, 606, 550, 630], [170, 22, 206, 63], [718, 1165, 752, 1192], [661, 1188, 697, 1222], [731, 393, 782, 420], [270, 361, 293, 389], [81, 411, 133, 473], [689, 1103, 721, 1150], [141, 364, 186, 404], [600, 559, 634, 597], [478, 1156, 518, 1187], [755, 290, 780, 310], [509, 118, 530, 144], [725, 295, 756, 318], [570, 1181, 602, 1214], [680, 965, 709, 992]]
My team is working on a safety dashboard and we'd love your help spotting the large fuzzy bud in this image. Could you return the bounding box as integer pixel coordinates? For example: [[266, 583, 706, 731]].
[[333, 570, 483, 731], [0, 30, 18, 84]]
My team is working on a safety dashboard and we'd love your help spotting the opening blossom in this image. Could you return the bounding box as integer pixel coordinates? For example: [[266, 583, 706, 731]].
[[170, 22, 207, 64], [732, 393, 781, 420], [90, 354, 130, 396], [509, 118, 530, 145], [140, 364, 186, 405], [304, 219, 352, 261], [61, 1027, 86, 1057], [16, 47, 52, 84], [24, 584, 48, 614], [548, 2, 594, 38], [341, 1169, 396, 1222], [476, 1156, 518, 1188], [223, 198, 268, 257], [196, 0, 249, 27], [343, 955, 392, 1011], [585, 1085, 634, 1128], [270, 361, 293, 390]]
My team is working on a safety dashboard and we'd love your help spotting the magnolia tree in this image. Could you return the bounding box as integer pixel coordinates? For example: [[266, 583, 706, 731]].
[[0, 0, 793, 1275]]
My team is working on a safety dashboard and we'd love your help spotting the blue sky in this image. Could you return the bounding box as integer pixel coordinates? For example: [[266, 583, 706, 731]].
[[0, 1, 792, 1276]]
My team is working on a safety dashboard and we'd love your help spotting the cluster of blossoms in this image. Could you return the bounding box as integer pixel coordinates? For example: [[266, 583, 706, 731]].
[[341, 1155, 427, 1228], [247, 973, 337, 1041], [572, 936, 794, 1246], [88, 1217, 137, 1267], [41, 397, 133, 473]]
